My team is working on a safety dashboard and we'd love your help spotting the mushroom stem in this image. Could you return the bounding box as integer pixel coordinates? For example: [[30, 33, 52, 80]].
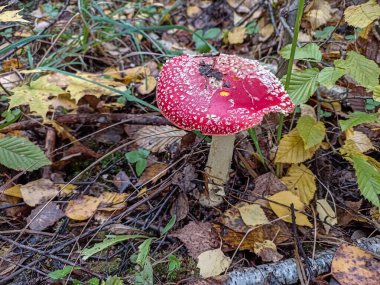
[[202, 135, 235, 206]]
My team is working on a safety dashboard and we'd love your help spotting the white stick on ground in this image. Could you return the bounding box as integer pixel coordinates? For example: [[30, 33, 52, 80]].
[[225, 236, 380, 285]]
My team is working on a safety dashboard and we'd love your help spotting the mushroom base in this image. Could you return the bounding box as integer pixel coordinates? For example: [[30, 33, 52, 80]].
[[200, 135, 235, 207]]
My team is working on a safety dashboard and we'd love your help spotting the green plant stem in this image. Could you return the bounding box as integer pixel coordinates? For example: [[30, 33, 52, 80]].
[[248, 128, 267, 170], [276, 0, 305, 176]]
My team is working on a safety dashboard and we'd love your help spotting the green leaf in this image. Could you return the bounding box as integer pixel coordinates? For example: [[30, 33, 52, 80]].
[[168, 255, 181, 278], [87, 277, 100, 285], [280, 43, 322, 62], [339, 112, 379, 131], [350, 154, 380, 207], [125, 148, 150, 176], [203, 28, 221, 40], [282, 68, 319, 105], [317, 67, 346, 88], [246, 21, 259, 35], [335, 51, 380, 89], [161, 215, 176, 236], [0, 136, 51, 171], [135, 260, 154, 285], [136, 238, 153, 266], [373, 85, 380, 101], [104, 276, 124, 285], [296, 115, 326, 149], [81, 235, 147, 260], [314, 26, 335, 40], [48, 265, 79, 280]]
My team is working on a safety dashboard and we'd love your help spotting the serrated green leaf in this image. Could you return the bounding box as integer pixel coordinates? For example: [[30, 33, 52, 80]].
[[81, 235, 147, 260], [280, 43, 322, 62], [350, 154, 380, 207], [335, 51, 380, 89], [297, 115, 326, 149], [317, 67, 346, 88], [9, 75, 64, 121], [282, 68, 319, 105], [136, 238, 153, 266], [105, 276, 124, 285], [339, 112, 379, 131], [0, 136, 51, 171]]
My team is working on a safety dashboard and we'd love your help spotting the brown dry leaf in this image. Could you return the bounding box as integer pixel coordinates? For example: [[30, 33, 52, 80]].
[[65, 195, 101, 221], [0, 194, 28, 218], [106, 224, 147, 235], [268, 191, 312, 227], [331, 244, 380, 285], [238, 204, 269, 227], [186, 5, 202, 17], [228, 26, 246, 44], [250, 172, 287, 198], [305, 0, 336, 29], [0, 72, 21, 92], [138, 163, 168, 185], [2, 59, 23, 72], [50, 94, 77, 111], [26, 202, 65, 231], [0, 248, 22, 276], [3, 184, 23, 198], [20, 179, 59, 207], [113, 171, 131, 192], [135, 125, 187, 153], [197, 249, 231, 278], [259, 24, 274, 42], [170, 191, 189, 222], [254, 240, 283, 262], [338, 200, 363, 226], [300, 104, 317, 120], [98, 192, 128, 211], [172, 222, 220, 258]]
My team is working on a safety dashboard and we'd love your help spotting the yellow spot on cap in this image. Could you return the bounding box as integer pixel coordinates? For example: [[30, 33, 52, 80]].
[[220, 90, 230, 97]]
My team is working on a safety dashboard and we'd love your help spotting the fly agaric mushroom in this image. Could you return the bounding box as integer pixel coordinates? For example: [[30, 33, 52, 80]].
[[156, 54, 294, 206]]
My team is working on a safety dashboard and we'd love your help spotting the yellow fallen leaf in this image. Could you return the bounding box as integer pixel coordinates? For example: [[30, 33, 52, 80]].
[[268, 191, 312, 227], [281, 164, 316, 205], [275, 129, 320, 164], [345, 0, 380, 29], [316, 199, 337, 234], [0, 6, 28, 23], [259, 24, 274, 42], [65, 195, 100, 220], [344, 129, 374, 153], [137, 75, 156, 95], [98, 192, 128, 211], [56, 183, 78, 196], [254, 240, 283, 262], [197, 248, 231, 278], [3, 184, 23, 198], [228, 26, 246, 44], [238, 204, 269, 227], [186, 6, 201, 17], [300, 104, 317, 120]]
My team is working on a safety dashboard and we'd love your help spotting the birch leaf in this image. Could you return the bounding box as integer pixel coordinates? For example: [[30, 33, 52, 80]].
[[0, 6, 28, 23], [345, 0, 380, 29], [297, 115, 326, 149], [197, 249, 231, 278]]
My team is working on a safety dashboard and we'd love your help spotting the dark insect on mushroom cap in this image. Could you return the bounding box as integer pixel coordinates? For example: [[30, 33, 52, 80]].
[[156, 54, 294, 135]]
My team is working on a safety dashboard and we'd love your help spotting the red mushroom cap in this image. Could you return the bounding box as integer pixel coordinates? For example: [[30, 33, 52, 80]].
[[156, 54, 294, 135]]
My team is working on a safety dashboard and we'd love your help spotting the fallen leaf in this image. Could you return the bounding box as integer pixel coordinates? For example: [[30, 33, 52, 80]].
[[170, 191, 189, 222], [0, 6, 28, 23], [238, 204, 269, 227], [172, 222, 219, 258], [9, 75, 64, 121], [98, 192, 128, 211], [275, 129, 320, 164], [186, 6, 202, 17], [0, 72, 21, 92], [138, 163, 168, 185], [316, 199, 337, 234], [57, 183, 78, 196], [3, 184, 23, 198], [297, 115, 326, 149], [305, 0, 336, 29], [345, 0, 380, 29], [20, 179, 59, 207], [135, 125, 187, 153], [259, 24, 274, 42], [26, 202, 65, 231], [136, 76, 156, 95], [197, 249, 231, 278], [300, 104, 317, 120], [268, 191, 312, 227], [250, 172, 287, 198], [254, 240, 283, 262], [228, 26, 246, 44], [331, 244, 380, 285], [344, 130, 374, 153], [113, 171, 131, 192], [65, 195, 100, 220], [281, 164, 317, 205]]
